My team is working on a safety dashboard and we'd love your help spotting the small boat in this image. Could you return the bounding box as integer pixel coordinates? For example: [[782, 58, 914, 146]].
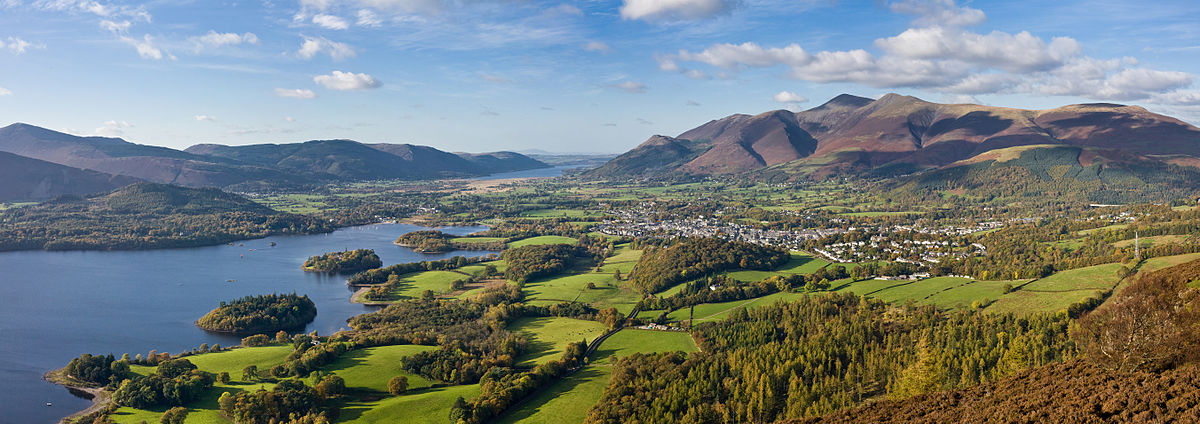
[[45, 402, 52, 406], [270, 242, 277, 247], [226, 279, 237, 282]]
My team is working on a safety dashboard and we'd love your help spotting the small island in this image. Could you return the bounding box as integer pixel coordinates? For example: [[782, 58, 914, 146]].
[[196, 293, 317, 334], [395, 230, 507, 252], [302, 249, 382, 273]]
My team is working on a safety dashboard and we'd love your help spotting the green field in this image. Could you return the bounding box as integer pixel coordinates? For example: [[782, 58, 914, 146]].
[[341, 384, 481, 424], [923, 279, 1030, 309], [866, 277, 975, 304], [508, 317, 609, 366], [322, 345, 438, 393], [664, 289, 821, 323], [113, 346, 295, 423], [522, 268, 641, 313], [724, 252, 828, 282], [496, 329, 696, 424], [1021, 263, 1123, 292], [507, 236, 579, 248], [365, 270, 469, 301], [1141, 253, 1200, 272]]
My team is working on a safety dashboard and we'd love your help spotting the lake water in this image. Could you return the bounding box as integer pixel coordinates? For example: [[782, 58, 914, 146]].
[[472, 165, 580, 180], [0, 223, 495, 424]]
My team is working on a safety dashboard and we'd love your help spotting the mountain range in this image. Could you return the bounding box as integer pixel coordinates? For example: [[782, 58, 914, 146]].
[[589, 94, 1200, 184], [0, 123, 549, 201]]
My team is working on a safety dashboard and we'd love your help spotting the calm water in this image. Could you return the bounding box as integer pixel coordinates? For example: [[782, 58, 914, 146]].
[[0, 223, 494, 424], [472, 165, 579, 180]]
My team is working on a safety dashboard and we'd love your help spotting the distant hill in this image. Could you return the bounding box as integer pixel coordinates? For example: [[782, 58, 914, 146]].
[[0, 123, 294, 188], [0, 151, 139, 202], [0, 182, 332, 251], [0, 123, 549, 189], [589, 94, 1200, 181]]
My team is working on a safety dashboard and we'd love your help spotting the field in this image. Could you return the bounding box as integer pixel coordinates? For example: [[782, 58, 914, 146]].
[[322, 345, 438, 393], [112, 345, 296, 423], [519, 209, 605, 218], [1141, 253, 1200, 272], [985, 263, 1124, 315], [521, 244, 643, 313], [1113, 234, 1190, 248], [450, 236, 506, 244], [340, 384, 481, 423], [496, 329, 696, 424], [507, 235, 579, 248], [365, 270, 469, 301], [508, 317, 609, 366], [1020, 263, 1123, 291], [725, 252, 829, 282]]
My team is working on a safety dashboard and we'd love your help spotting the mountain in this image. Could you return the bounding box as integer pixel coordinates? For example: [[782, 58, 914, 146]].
[[0, 151, 139, 202], [457, 151, 554, 174], [0, 123, 549, 189], [589, 94, 1200, 180], [187, 140, 549, 179]]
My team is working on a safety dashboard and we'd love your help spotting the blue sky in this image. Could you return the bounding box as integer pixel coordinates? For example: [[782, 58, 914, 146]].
[[0, 0, 1198, 153]]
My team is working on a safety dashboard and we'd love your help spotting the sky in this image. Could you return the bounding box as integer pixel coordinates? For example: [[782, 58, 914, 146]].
[[0, 0, 1198, 154]]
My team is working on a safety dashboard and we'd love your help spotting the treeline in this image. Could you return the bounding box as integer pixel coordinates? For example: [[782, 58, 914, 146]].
[[196, 293, 317, 334], [0, 184, 334, 252], [64, 353, 130, 387], [395, 230, 454, 252], [503, 244, 581, 283], [112, 358, 214, 409], [800, 257, 1200, 423], [218, 379, 339, 423], [456, 341, 589, 423], [302, 249, 381, 273], [630, 237, 790, 293], [348, 255, 494, 285], [585, 293, 1074, 423], [637, 265, 850, 314]]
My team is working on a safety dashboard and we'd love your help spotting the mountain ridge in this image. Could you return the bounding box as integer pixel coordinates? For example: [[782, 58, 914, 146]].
[[588, 94, 1200, 180]]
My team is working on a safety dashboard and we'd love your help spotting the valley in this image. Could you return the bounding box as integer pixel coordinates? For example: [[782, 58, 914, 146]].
[[5, 94, 1200, 424]]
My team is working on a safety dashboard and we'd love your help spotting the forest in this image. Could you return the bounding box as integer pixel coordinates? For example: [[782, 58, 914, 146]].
[[585, 293, 1074, 423], [0, 183, 334, 251], [195, 293, 318, 334], [302, 249, 382, 273], [630, 237, 791, 293]]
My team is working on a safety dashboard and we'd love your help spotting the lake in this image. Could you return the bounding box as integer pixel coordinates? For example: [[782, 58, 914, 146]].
[[0, 223, 495, 424], [471, 165, 580, 180]]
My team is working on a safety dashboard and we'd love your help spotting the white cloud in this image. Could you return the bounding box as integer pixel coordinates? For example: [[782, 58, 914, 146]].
[[545, 4, 582, 16], [887, 0, 985, 27], [313, 70, 382, 90], [36, 0, 151, 21], [620, 0, 734, 21], [0, 36, 39, 54], [1151, 91, 1200, 106], [941, 94, 980, 104], [312, 14, 349, 30], [189, 31, 259, 51], [275, 88, 317, 99], [773, 91, 807, 104], [285, 116, 297, 122], [356, 9, 382, 27], [609, 80, 646, 93], [661, 7, 1196, 107], [297, 36, 356, 60], [584, 41, 610, 52], [119, 34, 168, 60], [0, 87, 11, 96], [94, 120, 131, 137], [194, 115, 215, 122], [876, 27, 1080, 73], [99, 19, 129, 33]]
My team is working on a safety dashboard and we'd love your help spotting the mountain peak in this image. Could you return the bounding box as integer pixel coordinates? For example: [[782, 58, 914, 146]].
[[809, 94, 874, 112]]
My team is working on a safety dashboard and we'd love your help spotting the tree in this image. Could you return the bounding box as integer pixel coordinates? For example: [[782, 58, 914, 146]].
[[449, 396, 469, 422], [276, 330, 291, 343], [217, 372, 231, 384], [889, 339, 942, 400], [387, 375, 409, 395], [160, 407, 188, 424], [242, 365, 258, 382], [315, 375, 345, 399], [217, 392, 235, 413]]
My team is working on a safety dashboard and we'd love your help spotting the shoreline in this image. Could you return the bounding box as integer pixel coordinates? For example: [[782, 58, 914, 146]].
[[43, 368, 110, 424]]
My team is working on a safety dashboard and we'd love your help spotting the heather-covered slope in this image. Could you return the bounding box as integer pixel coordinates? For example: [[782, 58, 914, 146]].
[[591, 94, 1200, 179]]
